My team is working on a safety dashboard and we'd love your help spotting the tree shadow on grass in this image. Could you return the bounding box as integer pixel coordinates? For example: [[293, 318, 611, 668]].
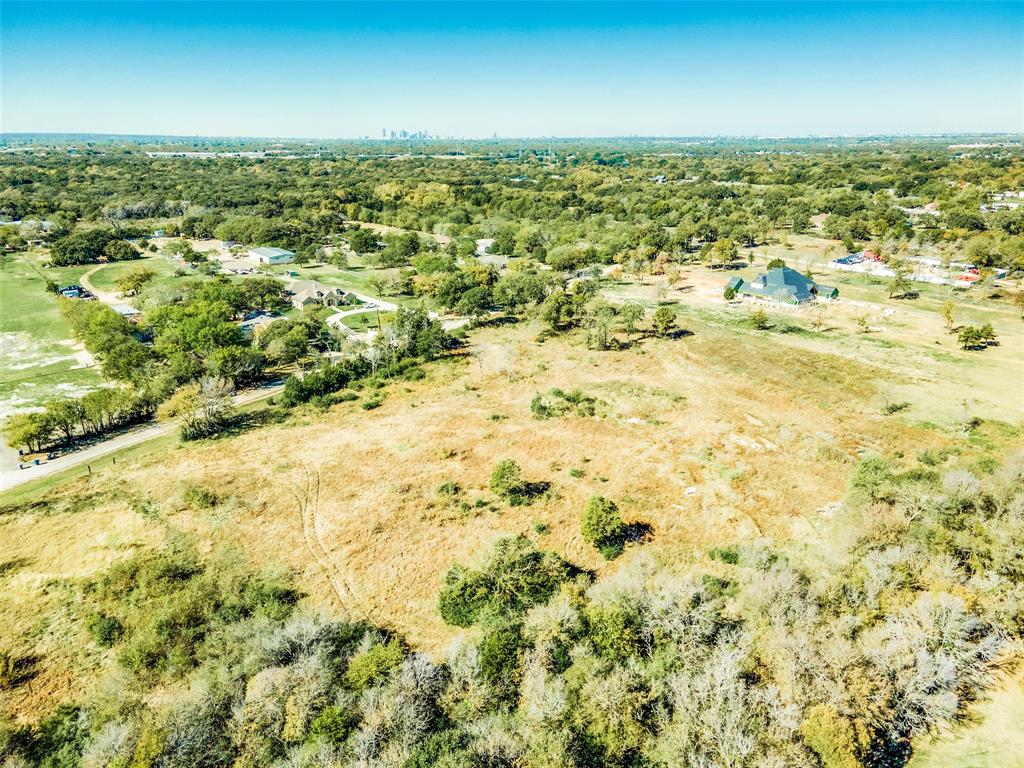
[[0, 557, 32, 577], [623, 521, 653, 545], [508, 481, 552, 507], [203, 408, 290, 442], [1, 653, 41, 689], [476, 315, 520, 328]]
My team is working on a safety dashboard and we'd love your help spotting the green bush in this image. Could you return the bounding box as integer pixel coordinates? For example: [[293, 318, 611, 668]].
[[91, 544, 298, 677], [581, 495, 628, 559], [748, 308, 771, 330], [849, 456, 894, 502], [344, 636, 406, 691], [531, 388, 599, 419], [800, 704, 861, 768], [708, 546, 740, 565], [437, 480, 460, 497], [489, 458, 527, 503], [477, 616, 525, 696], [182, 483, 219, 510], [308, 705, 358, 745], [438, 536, 579, 627], [86, 612, 124, 647], [437, 566, 493, 627]]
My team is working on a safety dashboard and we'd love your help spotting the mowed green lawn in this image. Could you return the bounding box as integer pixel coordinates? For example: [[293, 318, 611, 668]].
[[83, 253, 181, 293], [0, 251, 104, 417]]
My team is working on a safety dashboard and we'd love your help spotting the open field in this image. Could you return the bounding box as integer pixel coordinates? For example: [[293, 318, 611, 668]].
[[79, 252, 181, 294], [908, 669, 1024, 768], [605, 260, 1024, 429], [4, 264, 1021, 721], [2, 126, 1024, 766], [0, 252, 103, 428]]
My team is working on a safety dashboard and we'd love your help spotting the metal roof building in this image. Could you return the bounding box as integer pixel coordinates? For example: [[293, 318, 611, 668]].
[[248, 246, 296, 264]]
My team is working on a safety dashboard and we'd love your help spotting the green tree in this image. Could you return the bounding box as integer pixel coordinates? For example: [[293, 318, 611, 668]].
[[652, 306, 676, 337], [941, 298, 955, 331], [490, 459, 526, 502], [748, 308, 770, 330], [581, 495, 628, 559], [2, 411, 53, 453], [103, 239, 140, 262], [620, 302, 644, 339], [887, 260, 913, 298], [540, 289, 577, 333], [116, 268, 156, 297]]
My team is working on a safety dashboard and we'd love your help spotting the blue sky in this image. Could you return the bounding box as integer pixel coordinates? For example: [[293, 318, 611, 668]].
[[2, 1, 1022, 138]]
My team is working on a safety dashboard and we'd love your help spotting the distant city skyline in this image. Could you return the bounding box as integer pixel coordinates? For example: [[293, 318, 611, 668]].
[[2, 1, 1022, 138]]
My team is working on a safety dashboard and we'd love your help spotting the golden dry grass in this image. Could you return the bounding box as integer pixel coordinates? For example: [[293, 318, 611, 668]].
[[2, 268, 1021, 720]]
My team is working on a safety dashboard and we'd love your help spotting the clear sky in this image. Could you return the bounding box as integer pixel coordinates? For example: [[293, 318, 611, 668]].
[[2, 1, 1022, 138]]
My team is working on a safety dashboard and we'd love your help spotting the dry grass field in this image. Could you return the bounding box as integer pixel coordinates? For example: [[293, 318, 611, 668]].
[[2, 264, 1022, 723]]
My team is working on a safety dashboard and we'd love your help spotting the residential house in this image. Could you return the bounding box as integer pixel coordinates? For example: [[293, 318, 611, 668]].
[[726, 267, 838, 304], [289, 280, 348, 309]]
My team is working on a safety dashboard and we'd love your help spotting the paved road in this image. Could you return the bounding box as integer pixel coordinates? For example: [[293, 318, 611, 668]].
[[0, 384, 283, 493]]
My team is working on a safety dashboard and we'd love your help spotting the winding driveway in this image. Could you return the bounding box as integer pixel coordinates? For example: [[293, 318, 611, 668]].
[[79, 263, 123, 306]]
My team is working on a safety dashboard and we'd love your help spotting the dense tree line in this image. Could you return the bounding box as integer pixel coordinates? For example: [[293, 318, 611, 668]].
[[49, 229, 141, 266]]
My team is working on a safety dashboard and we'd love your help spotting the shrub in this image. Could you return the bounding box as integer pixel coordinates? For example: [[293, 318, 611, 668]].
[[437, 481, 460, 497], [477, 617, 525, 697], [182, 483, 218, 510], [708, 546, 740, 565], [652, 306, 676, 337], [344, 637, 406, 692], [748, 308, 770, 330], [86, 612, 124, 647], [882, 401, 911, 415], [581, 495, 628, 559], [531, 388, 599, 420], [308, 705, 358, 745], [438, 536, 579, 627], [489, 459, 526, 502], [437, 566, 493, 627], [850, 456, 895, 502]]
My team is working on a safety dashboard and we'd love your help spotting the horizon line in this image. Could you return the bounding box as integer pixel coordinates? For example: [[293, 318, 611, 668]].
[[4, 131, 1024, 143]]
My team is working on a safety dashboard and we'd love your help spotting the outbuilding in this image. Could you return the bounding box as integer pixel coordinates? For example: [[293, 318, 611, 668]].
[[249, 246, 296, 265]]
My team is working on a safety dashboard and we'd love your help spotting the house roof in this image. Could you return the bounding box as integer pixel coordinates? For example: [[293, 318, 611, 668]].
[[733, 267, 836, 303], [250, 246, 295, 258], [291, 280, 345, 297]]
